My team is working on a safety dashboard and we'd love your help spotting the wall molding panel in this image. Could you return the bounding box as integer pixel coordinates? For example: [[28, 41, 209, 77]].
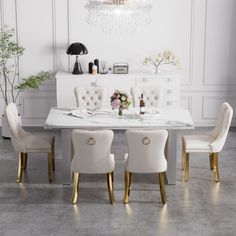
[[0, 0, 235, 126]]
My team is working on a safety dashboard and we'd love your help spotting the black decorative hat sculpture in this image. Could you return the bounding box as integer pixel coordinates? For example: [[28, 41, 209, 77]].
[[66, 42, 88, 74]]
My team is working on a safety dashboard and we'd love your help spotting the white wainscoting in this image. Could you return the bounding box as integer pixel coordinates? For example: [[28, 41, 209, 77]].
[[0, 0, 235, 126]]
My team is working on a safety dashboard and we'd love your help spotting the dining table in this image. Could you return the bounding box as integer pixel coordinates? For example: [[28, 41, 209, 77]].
[[45, 107, 194, 184]]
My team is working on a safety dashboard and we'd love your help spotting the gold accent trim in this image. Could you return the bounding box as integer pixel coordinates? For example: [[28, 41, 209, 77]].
[[86, 137, 96, 145], [182, 137, 186, 171], [17, 153, 23, 183], [52, 139, 55, 171], [22, 153, 28, 170], [159, 172, 167, 204], [185, 153, 189, 182], [107, 172, 115, 204], [142, 137, 150, 145], [48, 152, 53, 183], [213, 153, 220, 182], [128, 172, 132, 196], [209, 153, 214, 170], [72, 172, 80, 204], [123, 171, 131, 204]]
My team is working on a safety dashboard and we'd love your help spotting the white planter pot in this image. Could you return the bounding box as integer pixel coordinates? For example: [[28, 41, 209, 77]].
[[1, 114, 11, 139]]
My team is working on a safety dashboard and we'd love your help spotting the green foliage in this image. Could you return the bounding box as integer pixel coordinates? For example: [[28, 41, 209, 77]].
[[0, 26, 54, 105], [16, 71, 54, 91]]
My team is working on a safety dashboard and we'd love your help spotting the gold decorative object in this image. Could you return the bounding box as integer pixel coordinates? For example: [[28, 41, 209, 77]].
[[86, 137, 96, 145], [142, 137, 150, 145]]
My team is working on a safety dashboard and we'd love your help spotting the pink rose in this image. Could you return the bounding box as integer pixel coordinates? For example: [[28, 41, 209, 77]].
[[111, 99, 121, 109]]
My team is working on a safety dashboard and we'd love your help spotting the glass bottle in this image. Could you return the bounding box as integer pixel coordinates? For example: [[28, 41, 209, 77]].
[[139, 93, 145, 115]]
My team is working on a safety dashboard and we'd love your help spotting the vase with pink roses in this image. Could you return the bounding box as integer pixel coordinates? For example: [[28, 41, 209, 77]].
[[110, 90, 132, 117]]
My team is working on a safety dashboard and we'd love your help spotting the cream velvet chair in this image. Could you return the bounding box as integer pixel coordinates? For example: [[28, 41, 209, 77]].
[[74, 86, 106, 110], [131, 86, 163, 107], [71, 129, 115, 204], [124, 129, 168, 204], [5, 103, 55, 183], [182, 102, 233, 182]]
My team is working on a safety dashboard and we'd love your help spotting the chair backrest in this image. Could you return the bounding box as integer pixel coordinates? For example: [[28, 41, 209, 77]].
[[125, 129, 168, 173], [209, 102, 233, 152], [74, 86, 106, 110], [131, 86, 163, 107], [4, 103, 25, 140], [71, 129, 114, 173]]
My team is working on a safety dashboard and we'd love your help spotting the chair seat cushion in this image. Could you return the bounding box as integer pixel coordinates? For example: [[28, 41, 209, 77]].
[[183, 135, 215, 153], [21, 134, 54, 153]]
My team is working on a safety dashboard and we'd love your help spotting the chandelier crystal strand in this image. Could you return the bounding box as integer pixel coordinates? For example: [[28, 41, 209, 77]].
[[85, 0, 151, 34]]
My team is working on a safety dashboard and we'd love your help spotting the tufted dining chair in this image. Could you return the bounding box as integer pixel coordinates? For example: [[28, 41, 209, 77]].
[[123, 129, 168, 204], [70, 129, 115, 204], [74, 86, 106, 110], [182, 102, 233, 182], [5, 103, 55, 183], [131, 86, 163, 107]]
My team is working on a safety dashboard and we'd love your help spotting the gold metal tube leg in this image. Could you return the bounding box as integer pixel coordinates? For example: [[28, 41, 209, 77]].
[[23, 153, 28, 170], [159, 172, 167, 204], [52, 140, 55, 171], [107, 172, 115, 204], [213, 153, 220, 182], [17, 153, 23, 183], [123, 171, 130, 204], [185, 153, 189, 182], [71, 172, 79, 204], [182, 138, 186, 171], [128, 172, 132, 196], [209, 153, 214, 170], [48, 152, 53, 182]]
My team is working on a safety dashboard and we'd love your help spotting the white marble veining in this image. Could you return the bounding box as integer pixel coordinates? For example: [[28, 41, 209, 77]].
[[45, 108, 194, 130]]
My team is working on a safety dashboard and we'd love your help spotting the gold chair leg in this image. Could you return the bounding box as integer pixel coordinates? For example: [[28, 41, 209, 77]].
[[71, 172, 80, 204], [182, 138, 186, 171], [185, 153, 189, 182], [22, 153, 28, 170], [213, 153, 220, 182], [107, 172, 115, 204], [52, 140, 55, 171], [123, 171, 130, 204], [159, 172, 167, 204], [17, 153, 24, 183], [128, 172, 132, 196], [48, 152, 53, 182], [209, 153, 214, 170]]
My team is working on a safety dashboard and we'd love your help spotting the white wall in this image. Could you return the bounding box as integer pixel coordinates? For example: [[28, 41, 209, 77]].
[[0, 0, 235, 126]]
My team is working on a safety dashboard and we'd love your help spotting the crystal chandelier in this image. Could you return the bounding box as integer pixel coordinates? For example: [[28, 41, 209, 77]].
[[85, 0, 152, 34]]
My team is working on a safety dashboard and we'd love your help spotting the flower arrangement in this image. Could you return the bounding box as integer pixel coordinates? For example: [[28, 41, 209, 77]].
[[110, 90, 132, 116], [143, 49, 181, 73]]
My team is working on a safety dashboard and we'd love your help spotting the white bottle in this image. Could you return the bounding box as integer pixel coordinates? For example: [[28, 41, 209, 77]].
[[92, 65, 97, 75]]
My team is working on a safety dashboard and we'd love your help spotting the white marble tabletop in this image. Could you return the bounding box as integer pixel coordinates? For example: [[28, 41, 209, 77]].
[[45, 107, 194, 130]]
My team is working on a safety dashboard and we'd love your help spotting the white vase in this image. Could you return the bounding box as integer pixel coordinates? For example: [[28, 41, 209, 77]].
[[1, 114, 11, 138]]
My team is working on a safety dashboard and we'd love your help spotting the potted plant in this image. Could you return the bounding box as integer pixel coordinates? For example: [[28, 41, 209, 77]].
[[0, 26, 53, 137]]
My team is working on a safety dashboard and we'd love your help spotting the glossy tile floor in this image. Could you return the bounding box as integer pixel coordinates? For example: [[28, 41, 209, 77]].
[[0, 127, 236, 236]]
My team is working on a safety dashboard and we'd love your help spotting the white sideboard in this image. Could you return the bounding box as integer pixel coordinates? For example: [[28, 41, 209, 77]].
[[56, 72, 182, 108]]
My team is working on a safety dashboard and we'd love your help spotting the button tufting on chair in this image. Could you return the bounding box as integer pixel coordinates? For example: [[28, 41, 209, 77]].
[[74, 86, 106, 110], [131, 86, 163, 108]]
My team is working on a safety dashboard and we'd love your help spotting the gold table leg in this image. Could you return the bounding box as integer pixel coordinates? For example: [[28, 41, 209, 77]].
[[72, 172, 79, 204]]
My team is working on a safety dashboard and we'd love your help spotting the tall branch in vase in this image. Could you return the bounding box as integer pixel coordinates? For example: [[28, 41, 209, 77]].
[[0, 26, 24, 105]]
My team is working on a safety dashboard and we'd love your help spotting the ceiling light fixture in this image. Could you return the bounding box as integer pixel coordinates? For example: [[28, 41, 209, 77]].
[[85, 0, 152, 34]]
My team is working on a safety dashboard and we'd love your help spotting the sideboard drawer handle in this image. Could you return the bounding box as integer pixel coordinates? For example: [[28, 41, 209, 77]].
[[167, 77, 173, 82], [167, 101, 172, 106], [167, 89, 173, 94], [91, 82, 96, 86]]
